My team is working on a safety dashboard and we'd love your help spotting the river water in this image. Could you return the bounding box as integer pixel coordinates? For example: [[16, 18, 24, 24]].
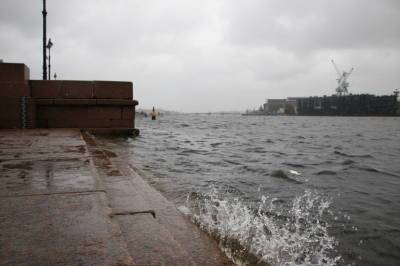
[[98, 114, 400, 265]]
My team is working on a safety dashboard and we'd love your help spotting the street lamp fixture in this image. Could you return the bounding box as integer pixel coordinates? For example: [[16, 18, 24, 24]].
[[47, 38, 53, 80]]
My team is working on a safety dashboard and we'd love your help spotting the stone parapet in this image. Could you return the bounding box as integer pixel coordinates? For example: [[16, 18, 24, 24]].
[[0, 62, 138, 134], [0, 97, 35, 129], [30, 80, 133, 99], [0, 82, 30, 97], [0, 63, 30, 82]]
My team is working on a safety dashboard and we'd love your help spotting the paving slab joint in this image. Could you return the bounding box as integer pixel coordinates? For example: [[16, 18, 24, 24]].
[[110, 210, 156, 219], [0, 189, 107, 198]]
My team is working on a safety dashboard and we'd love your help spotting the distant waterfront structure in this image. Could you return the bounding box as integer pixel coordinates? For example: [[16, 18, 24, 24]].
[[263, 99, 285, 114], [255, 98, 303, 115], [245, 98, 293, 115], [244, 60, 398, 116], [296, 94, 398, 116], [331, 60, 354, 96], [244, 93, 398, 116]]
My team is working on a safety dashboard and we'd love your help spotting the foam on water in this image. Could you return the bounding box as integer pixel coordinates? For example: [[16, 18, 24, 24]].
[[183, 188, 341, 266]]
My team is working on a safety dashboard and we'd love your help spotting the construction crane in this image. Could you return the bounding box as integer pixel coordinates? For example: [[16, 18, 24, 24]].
[[331, 60, 354, 96]]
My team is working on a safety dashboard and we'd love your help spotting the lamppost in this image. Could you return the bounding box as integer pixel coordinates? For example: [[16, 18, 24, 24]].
[[42, 0, 47, 80], [47, 38, 53, 80]]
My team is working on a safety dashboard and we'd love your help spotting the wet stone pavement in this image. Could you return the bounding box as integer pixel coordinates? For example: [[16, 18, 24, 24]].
[[0, 129, 232, 265]]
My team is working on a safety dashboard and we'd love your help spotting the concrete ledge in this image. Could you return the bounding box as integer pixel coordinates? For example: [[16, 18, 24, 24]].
[[83, 132, 233, 265], [116, 214, 196, 265], [83, 128, 139, 135], [53, 99, 97, 105], [96, 99, 139, 106], [35, 99, 139, 106]]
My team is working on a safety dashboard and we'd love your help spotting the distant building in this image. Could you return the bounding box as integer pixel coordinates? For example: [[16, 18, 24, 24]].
[[265, 99, 286, 114], [296, 94, 398, 116], [262, 98, 305, 115]]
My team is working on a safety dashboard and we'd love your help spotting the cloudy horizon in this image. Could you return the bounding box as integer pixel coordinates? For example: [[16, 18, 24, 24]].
[[1, 0, 399, 112]]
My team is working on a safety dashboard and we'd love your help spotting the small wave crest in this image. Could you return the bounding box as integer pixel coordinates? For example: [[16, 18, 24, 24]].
[[333, 150, 372, 158], [283, 162, 306, 168], [315, 170, 337, 176], [356, 166, 400, 177], [183, 188, 341, 265], [270, 170, 302, 184]]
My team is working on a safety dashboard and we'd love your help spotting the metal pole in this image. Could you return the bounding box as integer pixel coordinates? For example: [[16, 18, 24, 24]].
[[42, 0, 47, 80], [48, 46, 51, 80]]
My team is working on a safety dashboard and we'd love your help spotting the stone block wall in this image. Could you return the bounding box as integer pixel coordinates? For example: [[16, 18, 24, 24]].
[[0, 62, 138, 134], [0, 63, 35, 129], [0, 63, 30, 82]]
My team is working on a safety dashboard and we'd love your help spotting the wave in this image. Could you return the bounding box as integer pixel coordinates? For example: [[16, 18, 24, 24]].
[[243, 147, 267, 154], [270, 170, 302, 184], [223, 159, 241, 165], [211, 142, 223, 148], [240, 167, 273, 178], [315, 170, 337, 176], [341, 159, 355, 165], [356, 166, 400, 177], [176, 148, 210, 155], [182, 188, 341, 266], [283, 162, 306, 168], [358, 166, 379, 173], [333, 150, 372, 158]]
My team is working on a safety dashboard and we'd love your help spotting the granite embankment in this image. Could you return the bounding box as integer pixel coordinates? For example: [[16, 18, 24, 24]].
[[0, 129, 233, 265]]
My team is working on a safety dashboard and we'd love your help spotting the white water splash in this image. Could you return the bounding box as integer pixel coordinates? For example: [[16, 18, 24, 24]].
[[289, 170, 301, 176], [184, 189, 341, 266]]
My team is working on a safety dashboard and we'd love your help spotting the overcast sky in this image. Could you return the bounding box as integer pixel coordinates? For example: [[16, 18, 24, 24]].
[[1, 0, 399, 112]]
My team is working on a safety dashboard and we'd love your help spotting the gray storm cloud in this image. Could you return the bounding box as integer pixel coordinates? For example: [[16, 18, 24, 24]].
[[1, 0, 399, 112]]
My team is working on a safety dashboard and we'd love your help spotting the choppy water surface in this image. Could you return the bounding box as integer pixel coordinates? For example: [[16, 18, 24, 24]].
[[99, 114, 400, 265]]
